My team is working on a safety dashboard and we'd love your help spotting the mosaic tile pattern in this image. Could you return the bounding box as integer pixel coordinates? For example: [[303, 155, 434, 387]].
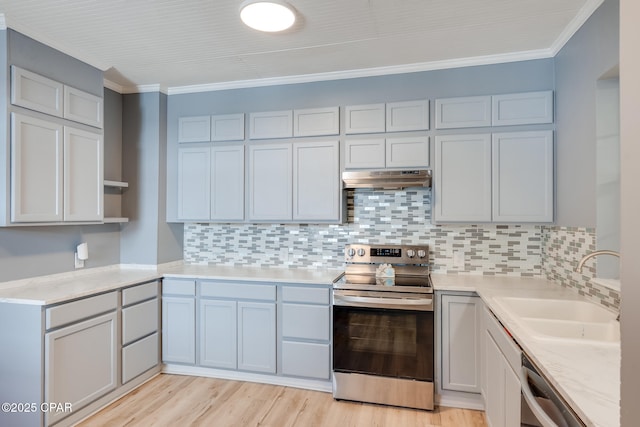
[[184, 188, 543, 276], [541, 226, 620, 310]]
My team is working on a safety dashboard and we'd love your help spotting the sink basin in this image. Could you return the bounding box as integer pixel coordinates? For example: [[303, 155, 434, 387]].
[[520, 318, 620, 343], [494, 297, 617, 323]]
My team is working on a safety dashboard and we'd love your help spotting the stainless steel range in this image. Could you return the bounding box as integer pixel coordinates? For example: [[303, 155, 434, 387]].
[[332, 244, 434, 410]]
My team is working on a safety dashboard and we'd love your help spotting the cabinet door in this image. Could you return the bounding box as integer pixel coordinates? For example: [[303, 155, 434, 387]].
[[45, 312, 117, 426], [282, 303, 330, 341], [11, 113, 64, 222], [211, 113, 245, 141], [344, 103, 385, 134], [178, 116, 211, 143], [492, 91, 553, 126], [434, 134, 492, 222], [211, 145, 244, 221], [199, 299, 237, 369], [386, 136, 429, 168], [63, 127, 103, 222], [344, 138, 385, 169], [63, 86, 103, 128], [441, 294, 482, 394], [293, 107, 340, 137], [122, 332, 159, 384], [386, 100, 429, 132], [504, 362, 522, 426], [249, 110, 293, 139], [492, 131, 553, 222], [484, 331, 505, 427], [162, 297, 195, 364], [177, 146, 211, 221], [237, 302, 276, 373], [435, 96, 491, 129], [248, 143, 292, 220], [293, 141, 340, 221], [10, 66, 63, 117]]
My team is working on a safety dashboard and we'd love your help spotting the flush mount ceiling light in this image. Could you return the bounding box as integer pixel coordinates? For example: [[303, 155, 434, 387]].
[[240, 1, 296, 32]]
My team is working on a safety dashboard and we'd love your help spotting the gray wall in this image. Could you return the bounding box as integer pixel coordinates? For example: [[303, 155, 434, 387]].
[[121, 92, 182, 265], [554, 0, 619, 227], [619, 0, 640, 425], [166, 59, 555, 221]]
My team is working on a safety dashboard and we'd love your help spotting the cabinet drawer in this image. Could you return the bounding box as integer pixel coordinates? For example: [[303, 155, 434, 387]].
[[46, 291, 117, 330], [282, 304, 330, 341], [162, 278, 196, 296], [282, 341, 330, 379], [122, 332, 159, 384], [484, 306, 521, 372], [122, 281, 159, 306], [122, 298, 158, 345], [200, 281, 276, 301], [282, 286, 330, 304]]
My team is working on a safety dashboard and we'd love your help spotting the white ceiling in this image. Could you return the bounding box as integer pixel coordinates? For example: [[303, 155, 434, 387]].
[[0, 0, 603, 94]]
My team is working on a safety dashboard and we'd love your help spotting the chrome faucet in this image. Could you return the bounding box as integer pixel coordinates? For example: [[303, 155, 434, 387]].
[[575, 250, 620, 273]]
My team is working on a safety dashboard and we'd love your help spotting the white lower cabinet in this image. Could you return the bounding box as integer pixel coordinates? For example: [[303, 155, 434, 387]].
[[483, 306, 522, 427], [45, 311, 117, 426], [238, 302, 277, 373], [162, 279, 196, 364], [199, 299, 237, 369]]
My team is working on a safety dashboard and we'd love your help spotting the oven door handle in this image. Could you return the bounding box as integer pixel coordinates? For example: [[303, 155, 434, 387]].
[[333, 294, 433, 311]]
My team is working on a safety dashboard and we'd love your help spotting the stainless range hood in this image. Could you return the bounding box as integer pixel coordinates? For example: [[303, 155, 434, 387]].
[[342, 169, 432, 189]]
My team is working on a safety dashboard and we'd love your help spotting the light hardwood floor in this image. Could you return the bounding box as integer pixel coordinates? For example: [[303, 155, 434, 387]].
[[77, 374, 487, 427]]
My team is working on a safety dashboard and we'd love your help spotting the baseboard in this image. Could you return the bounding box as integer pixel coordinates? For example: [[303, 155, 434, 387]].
[[436, 392, 485, 411]]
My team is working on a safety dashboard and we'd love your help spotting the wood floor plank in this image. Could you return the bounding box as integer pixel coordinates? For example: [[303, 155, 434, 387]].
[[77, 374, 487, 427]]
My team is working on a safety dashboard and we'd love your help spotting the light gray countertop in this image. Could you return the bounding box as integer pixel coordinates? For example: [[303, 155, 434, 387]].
[[432, 273, 619, 427]]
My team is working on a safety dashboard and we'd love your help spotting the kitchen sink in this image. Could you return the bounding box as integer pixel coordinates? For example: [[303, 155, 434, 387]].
[[520, 318, 620, 344], [493, 296, 617, 323]]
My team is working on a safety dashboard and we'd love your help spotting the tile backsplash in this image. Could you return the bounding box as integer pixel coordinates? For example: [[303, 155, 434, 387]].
[[184, 188, 543, 276]]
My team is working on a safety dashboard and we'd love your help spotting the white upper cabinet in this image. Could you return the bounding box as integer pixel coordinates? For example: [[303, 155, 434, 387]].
[[63, 126, 103, 222], [344, 103, 385, 134], [211, 145, 244, 221], [64, 86, 103, 129], [177, 146, 211, 220], [249, 110, 293, 139], [492, 131, 554, 222], [386, 136, 429, 168], [10, 66, 64, 118], [293, 141, 340, 221], [11, 113, 64, 222], [344, 139, 386, 169], [386, 100, 429, 132], [435, 96, 492, 129], [178, 116, 211, 143], [293, 107, 339, 137], [492, 91, 553, 126], [434, 133, 492, 222], [211, 113, 245, 141], [248, 143, 292, 220]]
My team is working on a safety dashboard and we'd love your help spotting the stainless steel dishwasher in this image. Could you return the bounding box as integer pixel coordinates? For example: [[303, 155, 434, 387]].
[[521, 354, 585, 427]]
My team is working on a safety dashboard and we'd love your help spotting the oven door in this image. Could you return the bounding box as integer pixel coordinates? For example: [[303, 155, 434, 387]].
[[332, 290, 434, 381]]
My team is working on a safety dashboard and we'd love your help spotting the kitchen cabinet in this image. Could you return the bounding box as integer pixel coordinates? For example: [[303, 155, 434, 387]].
[[199, 281, 277, 373], [63, 85, 103, 129], [434, 133, 492, 222], [293, 140, 340, 221], [211, 113, 245, 141], [249, 110, 293, 139], [440, 293, 482, 394], [248, 143, 292, 220], [177, 146, 211, 220], [10, 113, 103, 223], [386, 99, 429, 132], [280, 285, 331, 380], [492, 91, 553, 126], [484, 306, 522, 427], [434, 131, 553, 223], [293, 106, 339, 137], [10, 66, 63, 117], [121, 281, 160, 384], [435, 96, 492, 129], [162, 279, 196, 364], [344, 136, 429, 169], [345, 103, 386, 134], [178, 116, 211, 143]]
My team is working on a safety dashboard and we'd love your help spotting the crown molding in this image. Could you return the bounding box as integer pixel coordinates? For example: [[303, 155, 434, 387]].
[[549, 0, 605, 55], [166, 48, 554, 95], [103, 79, 124, 93]]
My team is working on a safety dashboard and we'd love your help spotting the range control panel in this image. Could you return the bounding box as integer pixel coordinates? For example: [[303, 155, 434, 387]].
[[345, 244, 429, 264]]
